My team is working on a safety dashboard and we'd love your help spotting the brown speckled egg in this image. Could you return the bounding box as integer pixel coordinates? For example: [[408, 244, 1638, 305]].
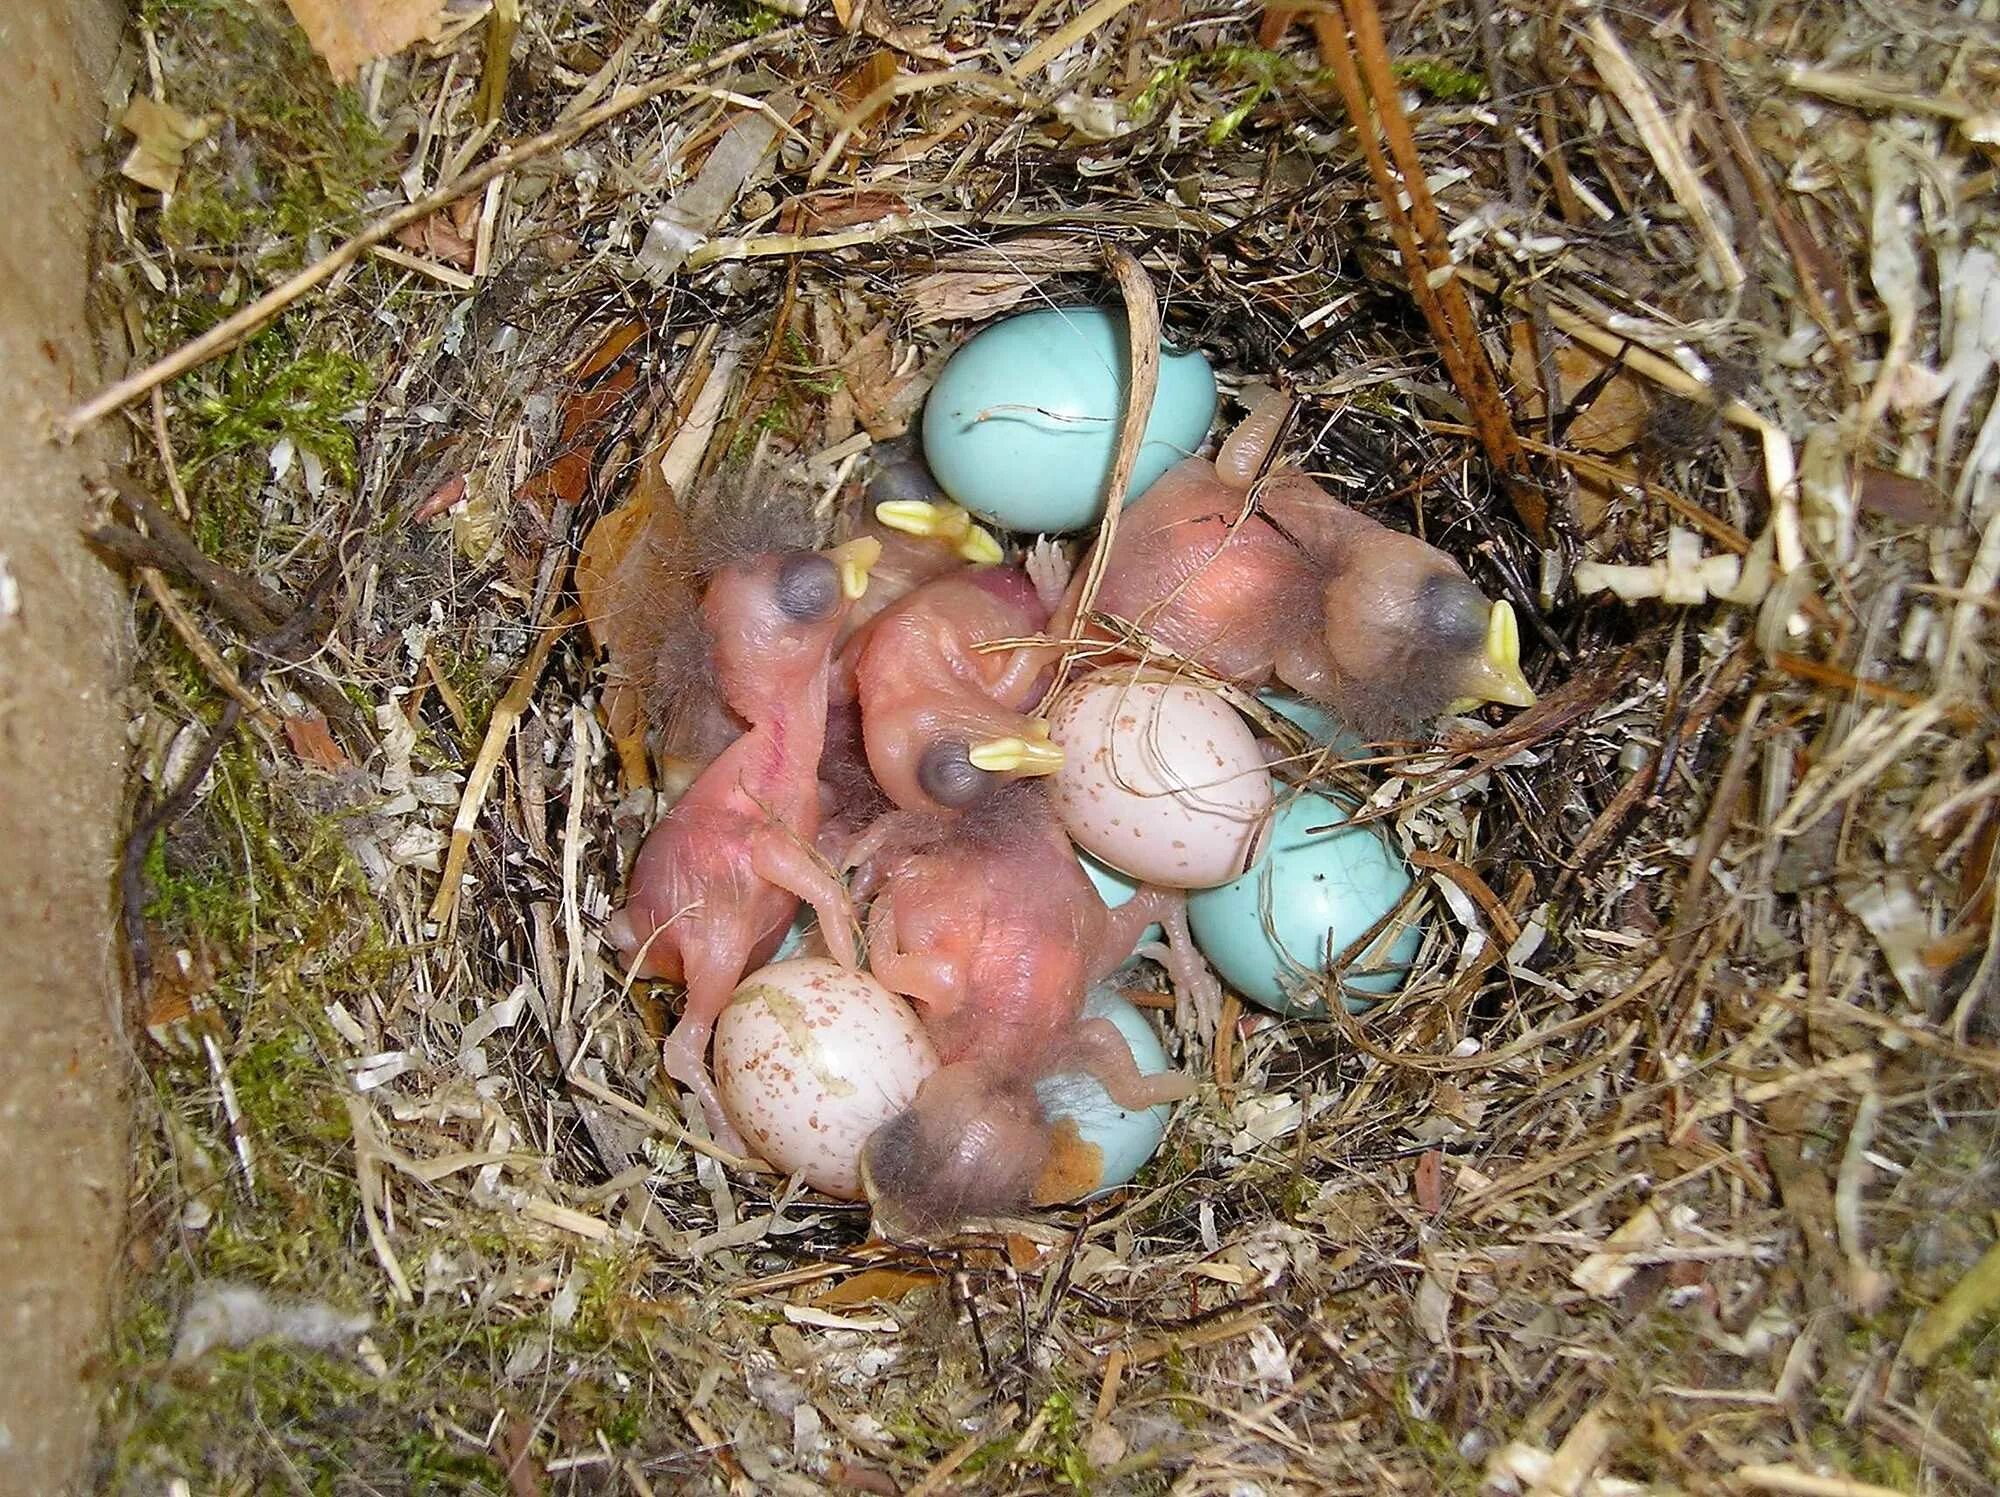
[[1048, 668, 1273, 889], [714, 958, 939, 1198]]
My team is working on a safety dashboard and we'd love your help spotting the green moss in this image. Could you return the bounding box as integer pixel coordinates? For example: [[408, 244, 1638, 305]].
[[1034, 1386, 1095, 1490], [110, 1341, 381, 1490], [568, 1245, 652, 1349], [1391, 1377, 1479, 1493], [1135, 46, 1295, 144], [430, 641, 506, 738], [176, 325, 373, 559], [141, 0, 388, 276], [1390, 58, 1487, 103], [729, 1, 788, 38], [1134, 43, 1485, 144], [142, 739, 368, 954], [393, 1427, 509, 1489]]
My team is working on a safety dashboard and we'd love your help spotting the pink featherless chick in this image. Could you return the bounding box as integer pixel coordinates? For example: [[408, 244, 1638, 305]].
[[836, 565, 1067, 817], [606, 535, 881, 1148], [836, 436, 1007, 645], [854, 783, 1216, 1231], [1058, 393, 1537, 739]]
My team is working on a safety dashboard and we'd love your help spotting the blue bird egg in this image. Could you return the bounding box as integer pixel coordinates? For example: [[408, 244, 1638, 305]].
[[1256, 690, 1367, 761], [1187, 792, 1423, 1015], [921, 307, 1217, 535], [1035, 988, 1174, 1197], [1077, 848, 1163, 951], [770, 910, 815, 961]]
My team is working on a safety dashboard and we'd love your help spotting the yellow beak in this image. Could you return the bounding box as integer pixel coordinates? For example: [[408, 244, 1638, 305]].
[[873, 499, 1004, 566], [966, 721, 1064, 775], [826, 536, 882, 601], [1447, 600, 1537, 712]]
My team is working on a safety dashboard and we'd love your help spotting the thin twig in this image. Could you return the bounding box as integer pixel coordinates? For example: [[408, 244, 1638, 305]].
[[55, 26, 800, 436]]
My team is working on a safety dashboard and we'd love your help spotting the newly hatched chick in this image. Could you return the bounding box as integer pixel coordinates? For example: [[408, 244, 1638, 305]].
[[589, 463, 840, 776], [837, 436, 1004, 644], [606, 536, 880, 1148], [855, 784, 1210, 1229], [838, 568, 1064, 817], [1061, 400, 1536, 738]]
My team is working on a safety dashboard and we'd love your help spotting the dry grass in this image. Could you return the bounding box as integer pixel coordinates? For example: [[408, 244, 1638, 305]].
[[83, 0, 2000, 1492]]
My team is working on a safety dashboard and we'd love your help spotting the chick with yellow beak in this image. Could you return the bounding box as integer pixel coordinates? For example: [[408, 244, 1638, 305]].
[[837, 559, 1069, 817], [1447, 601, 1537, 714], [873, 498, 1005, 565], [605, 532, 881, 1154]]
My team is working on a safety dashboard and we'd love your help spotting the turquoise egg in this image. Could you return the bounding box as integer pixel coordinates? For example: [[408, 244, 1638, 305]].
[[771, 911, 814, 961], [1034, 988, 1173, 1196], [921, 307, 1218, 535], [1078, 848, 1163, 950], [1187, 792, 1422, 1015], [1256, 690, 1366, 761]]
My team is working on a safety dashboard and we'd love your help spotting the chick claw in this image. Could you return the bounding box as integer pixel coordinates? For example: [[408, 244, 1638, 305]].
[[874, 499, 1004, 565]]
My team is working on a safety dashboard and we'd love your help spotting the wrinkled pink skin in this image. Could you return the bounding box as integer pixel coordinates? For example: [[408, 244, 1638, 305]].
[[1055, 455, 1501, 737], [856, 789, 1212, 1229], [836, 569, 1061, 816], [606, 552, 862, 1151]]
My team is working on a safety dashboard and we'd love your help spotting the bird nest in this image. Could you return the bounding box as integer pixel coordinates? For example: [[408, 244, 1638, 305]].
[[87, 0, 2000, 1491]]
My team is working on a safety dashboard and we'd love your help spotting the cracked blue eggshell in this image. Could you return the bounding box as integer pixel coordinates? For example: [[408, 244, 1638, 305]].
[[1077, 848, 1163, 951], [1034, 988, 1173, 1196], [1187, 792, 1422, 1015], [771, 910, 814, 961], [1256, 690, 1367, 761], [921, 307, 1217, 535]]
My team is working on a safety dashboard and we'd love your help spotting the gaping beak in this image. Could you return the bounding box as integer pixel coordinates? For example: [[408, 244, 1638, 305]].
[[1447, 600, 1537, 712], [966, 719, 1065, 775], [874, 498, 1004, 566], [826, 536, 883, 601]]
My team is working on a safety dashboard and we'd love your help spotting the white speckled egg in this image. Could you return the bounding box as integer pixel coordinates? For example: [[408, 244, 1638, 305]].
[[1034, 988, 1174, 1199], [1048, 669, 1273, 889], [714, 958, 939, 1198]]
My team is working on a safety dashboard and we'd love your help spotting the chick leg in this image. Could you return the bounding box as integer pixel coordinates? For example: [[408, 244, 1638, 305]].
[[663, 934, 752, 1156], [751, 826, 859, 969], [1121, 887, 1224, 1036], [1071, 1018, 1197, 1110], [865, 894, 967, 1018]]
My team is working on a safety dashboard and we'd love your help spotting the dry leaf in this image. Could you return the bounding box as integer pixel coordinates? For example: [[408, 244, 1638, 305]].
[[785, 188, 912, 235], [1508, 322, 1651, 530], [284, 710, 350, 771], [515, 362, 639, 514], [1413, 1148, 1445, 1214], [1570, 1201, 1662, 1297], [1412, 1267, 1455, 1345], [811, 1267, 936, 1308], [834, 324, 922, 437], [575, 449, 696, 751], [831, 50, 899, 137], [1507, 322, 1648, 456], [638, 94, 795, 281], [410, 471, 468, 525], [393, 198, 479, 269], [119, 95, 212, 195], [1856, 466, 1944, 526], [284, 0, 448, 84]]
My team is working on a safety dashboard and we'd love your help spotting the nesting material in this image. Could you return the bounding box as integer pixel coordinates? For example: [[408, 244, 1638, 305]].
[[87, 0, 2000, 1489]]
